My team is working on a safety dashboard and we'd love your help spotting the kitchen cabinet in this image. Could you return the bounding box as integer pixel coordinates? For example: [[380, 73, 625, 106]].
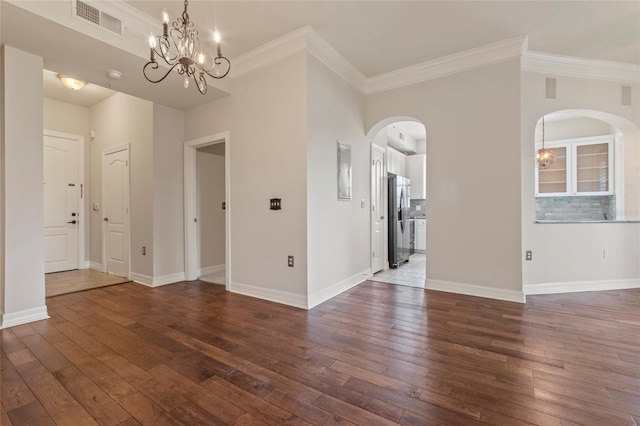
[[407, 154, 426, 199], [386, 146, 406, 176], [536, 136, 613, 196], [415, 218, 426, 252]]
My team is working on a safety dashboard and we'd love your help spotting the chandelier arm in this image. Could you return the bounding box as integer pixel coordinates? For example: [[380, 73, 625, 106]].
[[143, 61, 182, 84], [200, 56, 231, 79], [195, 73, 208, 95]]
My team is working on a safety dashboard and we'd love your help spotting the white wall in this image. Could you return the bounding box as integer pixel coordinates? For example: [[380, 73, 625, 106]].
[[521, 72, 640, 291], [43, 98, 91, 263], [1, 45, 48, 327], [537, 116, 612, 141], [306, 54, 369, 306], [366, 59, 524, 301], [89, 93, 154, 277], [186, 52, 308, 305], [196, 149, 225, 270]]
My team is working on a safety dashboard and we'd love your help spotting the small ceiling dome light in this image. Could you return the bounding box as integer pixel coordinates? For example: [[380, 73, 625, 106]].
[[536, 116, 556, 169], [107, 70, 122, 80], [58, 75, 86, 90]]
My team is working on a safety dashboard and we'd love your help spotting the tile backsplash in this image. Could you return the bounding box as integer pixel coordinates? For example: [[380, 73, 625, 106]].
[[535, 195, 616, 221], [410, 199, 426, 218]]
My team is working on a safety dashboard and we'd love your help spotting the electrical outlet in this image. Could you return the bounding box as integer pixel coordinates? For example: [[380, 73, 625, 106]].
[[603, 249, 608, 259], [288, 255, 294, 267], [142, 246, 146, 255], [360, 199, 365, 208], [525, 250, 532, 261]]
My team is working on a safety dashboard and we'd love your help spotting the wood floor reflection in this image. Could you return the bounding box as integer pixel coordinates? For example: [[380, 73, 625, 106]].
[[45, 269, 130, 297], [3, 280, 639, 425]]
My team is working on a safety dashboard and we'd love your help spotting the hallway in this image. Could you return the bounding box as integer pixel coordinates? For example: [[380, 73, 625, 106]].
[[45, 269, 130, 297]]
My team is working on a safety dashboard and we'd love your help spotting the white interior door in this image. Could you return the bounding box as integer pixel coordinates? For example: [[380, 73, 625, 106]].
[[371, 146, 385, 273], [44, 134, 80, 273], [103, 146, 130, 277]]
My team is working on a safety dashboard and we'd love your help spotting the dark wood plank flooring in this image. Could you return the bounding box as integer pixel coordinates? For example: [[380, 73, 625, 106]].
[[1, 281, 638, 425]]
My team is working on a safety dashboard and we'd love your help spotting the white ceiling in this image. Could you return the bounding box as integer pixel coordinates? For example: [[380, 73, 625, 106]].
[[2, 1, 638, 110]]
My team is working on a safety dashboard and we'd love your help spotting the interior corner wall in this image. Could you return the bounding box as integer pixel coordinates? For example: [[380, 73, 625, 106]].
[[1, 45, 48, 326], [196, 150, 225, 271], [366, 59, 523, 296], [152, 104, 184, 279], [306, 54, 369, 306], [43, 98, 91, 264], [89, 92, 154, 278], [185, 52, 308, 305], [521, 72, 640, 288]]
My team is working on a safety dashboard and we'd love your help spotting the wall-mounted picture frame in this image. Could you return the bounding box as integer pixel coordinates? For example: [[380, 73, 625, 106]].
[[337, 140, 352, 201]]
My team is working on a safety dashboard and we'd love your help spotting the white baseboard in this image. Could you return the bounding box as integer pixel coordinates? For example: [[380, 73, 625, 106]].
[[82, 261, 91, 269], [524, 278, 640, 296], [154, 272, 186, 287], [426, 279, 526, 303], [308, 268, 371, 309], [131, 272, 185, 288], [89, 261, 105, 272], [230, 281, 307, 309], [199, 264, 225, 277], [1, 306, 50, 329]]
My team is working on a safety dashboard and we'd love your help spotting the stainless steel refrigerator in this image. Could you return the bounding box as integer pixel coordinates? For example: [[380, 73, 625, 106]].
[[388, 173, 411, 268]]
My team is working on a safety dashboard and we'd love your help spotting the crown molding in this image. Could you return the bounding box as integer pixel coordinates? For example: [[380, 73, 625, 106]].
[[306, 29, 367, 93], [230, 27, 309, 78], [365, 35, 528, 94], [522, 51, 640, 84]]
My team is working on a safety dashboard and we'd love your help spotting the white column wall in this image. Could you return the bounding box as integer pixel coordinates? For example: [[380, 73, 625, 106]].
[[366, 59, 524, 301], [521, 72, 640, 291], [1, 45, 48, 327]]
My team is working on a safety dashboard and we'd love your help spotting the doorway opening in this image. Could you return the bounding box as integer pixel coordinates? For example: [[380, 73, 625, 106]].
[[184, 132, 231, 290], [367, 118, 427, 288]]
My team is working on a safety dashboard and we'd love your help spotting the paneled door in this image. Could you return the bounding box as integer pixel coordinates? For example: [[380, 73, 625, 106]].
[[371, 146, 385, 273], [103, 146, 130, 277], [44, 134, 81, 273]]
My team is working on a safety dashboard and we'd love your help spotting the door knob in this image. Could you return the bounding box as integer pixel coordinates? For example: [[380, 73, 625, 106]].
[[67, 220, 77, 224], [103, 217, 109, 222]]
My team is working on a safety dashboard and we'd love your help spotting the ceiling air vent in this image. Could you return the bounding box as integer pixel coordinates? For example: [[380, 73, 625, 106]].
[[74, 0, 123, 36]]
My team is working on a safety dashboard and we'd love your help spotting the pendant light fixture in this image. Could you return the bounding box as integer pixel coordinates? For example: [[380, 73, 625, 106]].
[[536, 116, 556, 169], [143, 0, 230, 95]]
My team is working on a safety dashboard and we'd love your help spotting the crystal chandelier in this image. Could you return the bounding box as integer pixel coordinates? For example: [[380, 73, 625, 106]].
[[143, 0, 230, 95], [536, 116, 556, 169]]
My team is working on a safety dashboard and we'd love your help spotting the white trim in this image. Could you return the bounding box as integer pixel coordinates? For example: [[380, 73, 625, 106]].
[[102, 144, 131, 279], [199, 264, 225, 277], [82, 261, 90, 269], [366, 35, 528, 94], [522, 51, 640, 84], [1, 306, 50, 329], [131, 272, 153, 287], [184, 132, 231, 291], [425, 279, 526, 303], [306, 29, 366, 93], [153, 272, 186, 287], [308, 269, 371, 309], [89, 261, 105, 272], [230, 282, 308, 310], [524, 279, 640, 296], [43, 130, 86, 272], [231, 27, 308, 78]]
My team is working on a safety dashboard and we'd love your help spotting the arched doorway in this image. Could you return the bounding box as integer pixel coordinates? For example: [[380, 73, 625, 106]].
[[533, 109, 640, 222], [366, 117, 428, 287]]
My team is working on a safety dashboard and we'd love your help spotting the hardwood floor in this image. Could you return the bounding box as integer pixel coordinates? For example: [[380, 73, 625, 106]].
[[2, 281, 639, 425], [45, 269, 130, 297]]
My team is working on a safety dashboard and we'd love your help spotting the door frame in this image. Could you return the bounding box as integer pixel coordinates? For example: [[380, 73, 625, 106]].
[[371, 144, 386, 274], [184, 131, 231, 291], [101, 144, 131, 277], [44, 130, 86, 270]]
